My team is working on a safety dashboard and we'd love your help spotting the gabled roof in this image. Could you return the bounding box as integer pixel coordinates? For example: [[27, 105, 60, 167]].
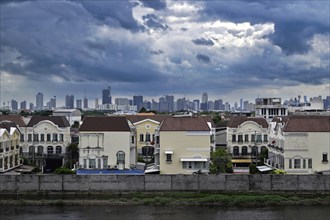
[[283, 116, 330, 132], [27, 116, 70, 128], [126, 115, 170, 124], [0, 121, 19, 133], [80, 116, 131, 132], [201, 115, 216, 128], [160, 117, 210, 131], [0, 115, 26, 127], [227, 116, 268, 128]]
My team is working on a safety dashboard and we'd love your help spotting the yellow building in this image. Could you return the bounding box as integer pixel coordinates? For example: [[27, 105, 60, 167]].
[[126, 115, 169, 163], [156, 116, 212, 174]]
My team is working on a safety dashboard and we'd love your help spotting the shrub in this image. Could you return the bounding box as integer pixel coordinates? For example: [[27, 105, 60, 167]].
[[54, 167, 75, 174]]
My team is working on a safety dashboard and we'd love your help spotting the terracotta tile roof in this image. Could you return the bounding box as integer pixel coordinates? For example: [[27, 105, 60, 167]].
[[283, 115, 330, 132], [160, 116, 210, 131], [0, 115, 26, 127], [126, 115, 170, 124], [27, 116, 70, 128], [201, 115, 216, 128], [227, 116, 269, 128], [80, 116, 131, 132]]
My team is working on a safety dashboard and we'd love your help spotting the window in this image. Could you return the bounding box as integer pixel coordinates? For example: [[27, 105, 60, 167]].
[[53, 133, 58, 142], [28, 134, 32, 142], [47, 134, 51, 141], [37, 146, 43, 155], [156, 136, 160, 144], [33, 133, 39, 142], [98, 159, 101, 168], [20, 134, 24, 142], [303, 159, 306, 169], [289, 159, 292, 169], [89, 159, 96, 169], [232, 135, 236, 142], [131, 136, 135, 144], [322, 153, 328, 163], [251, 134, 255, 142], [29, 146, 35, 154], [0, 158, 2, 169], [256, 134, 262, 143], [237, 135, 243, 143], [242, 146, 248, 156], [308, 159, 312, 168], [40, 134, 45, 142], [263, 134, 268, 142], [166, 154, 172, 162], [83, 159, 87, 169], [146, 133, 151, 142], [59, 134, 64, 142], [252, 146, 258, 156], [139, 134, 144, 142], [56, 146, 62, 154], [103, 157, 108, 169], [244, 134, 249, 142], [47, 146, 54, 154], [116, 151, 125, 165], [294, 159, 301, 169], [233, 146, 239, 156]]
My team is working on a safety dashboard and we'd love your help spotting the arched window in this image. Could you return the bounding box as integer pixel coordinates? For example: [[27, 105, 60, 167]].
[[37, 146, 43, 155], [47, 146, 54, 154], [59, 134, 64, 142], [29, 146, 35, 155], [252, 146, 258, 157], [233, 146, 239, 156], [242, 146, 248, 156], [53, 133, 58, 142], [116, 151, 125, 165], [46, 134, 51, 142], [56, 146, 62, 154], [139, 134, 144, 142]]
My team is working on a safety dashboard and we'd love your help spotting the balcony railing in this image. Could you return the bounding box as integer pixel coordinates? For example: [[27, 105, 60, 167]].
[[21, 152, 66, 158]]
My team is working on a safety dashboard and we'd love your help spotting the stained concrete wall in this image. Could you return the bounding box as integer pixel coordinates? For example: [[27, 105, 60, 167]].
[[0, 174, 329, 192]]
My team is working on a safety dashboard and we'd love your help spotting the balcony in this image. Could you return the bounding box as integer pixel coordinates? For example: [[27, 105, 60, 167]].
[[21, 152, 66, 158], [231, 153, 255, 159]]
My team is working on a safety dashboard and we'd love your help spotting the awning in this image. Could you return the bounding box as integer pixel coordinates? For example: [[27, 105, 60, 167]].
[[180, 158, 208, 162], [231, 159, 252, 163], [257, 165, 274, 172], [165, 150, 173, 154]]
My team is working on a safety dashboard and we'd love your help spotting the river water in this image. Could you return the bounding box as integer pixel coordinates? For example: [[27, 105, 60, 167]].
[[0, 205, 329, 220]]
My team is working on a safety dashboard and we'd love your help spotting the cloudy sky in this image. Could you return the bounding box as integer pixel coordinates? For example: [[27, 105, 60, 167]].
[[1, 0, 329, 107]]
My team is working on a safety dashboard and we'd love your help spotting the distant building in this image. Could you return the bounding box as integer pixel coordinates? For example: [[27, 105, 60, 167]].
[[53, 109, 82, 126], [36, 92, 43, 110], [83, 97, 88, 109], [133, 95, 143, 112], [20, 100, 27, 110], [65, 95, 74, 109], [76, 99, 82, 109], [255, 98, 288, 121], [11, 99, 18, 111], [102, 87, 112, 105]]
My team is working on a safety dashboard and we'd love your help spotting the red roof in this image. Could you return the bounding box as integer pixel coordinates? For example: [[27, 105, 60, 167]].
[[160, 116, 210, 131]]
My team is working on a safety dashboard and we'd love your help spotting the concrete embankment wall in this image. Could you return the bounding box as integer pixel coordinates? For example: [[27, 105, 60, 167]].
[[0, 174, 329, 193]]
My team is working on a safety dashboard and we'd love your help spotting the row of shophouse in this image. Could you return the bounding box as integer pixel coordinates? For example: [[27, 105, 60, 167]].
[[0, 112, 329, 175]]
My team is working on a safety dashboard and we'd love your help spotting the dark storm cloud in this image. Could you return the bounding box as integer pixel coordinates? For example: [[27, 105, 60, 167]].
[[140, 0, 166, 10], [192, 38, 214, 46], [201, 1, 329, 54], [142, 14, 168, 30], [73, 0, 141, 31], [196, 54, 211, 63]]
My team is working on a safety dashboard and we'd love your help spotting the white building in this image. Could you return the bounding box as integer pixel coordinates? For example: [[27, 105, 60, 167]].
[[227, 116, 269, 173], [266, 115, 330, 174], [255, 98, 288, 121], [0, 122, 22, 173], [53, 109, 82, 126], [79, 116, 135, 170], [21, 116, 71, 172]]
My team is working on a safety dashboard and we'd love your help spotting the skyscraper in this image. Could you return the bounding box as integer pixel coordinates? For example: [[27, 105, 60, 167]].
[[202, 92, 208, 104], [11, 99, 18, 111], [47, 96, 56, 110], [36, 92, 43, 110], [102, 87, 112, 104], [65, 95, 74, 109], [166, 95, 174, 112], [133, 95, 143, 111], [20, 100, 27, 110], [76, 99, 82, 109], [83, 97, 88, 109]]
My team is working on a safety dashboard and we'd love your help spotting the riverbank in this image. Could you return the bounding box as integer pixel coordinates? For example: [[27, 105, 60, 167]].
[[1, 192, 329, 207]]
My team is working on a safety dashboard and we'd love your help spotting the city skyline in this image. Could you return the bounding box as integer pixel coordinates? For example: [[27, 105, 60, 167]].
[[1, 1, 329, 106]]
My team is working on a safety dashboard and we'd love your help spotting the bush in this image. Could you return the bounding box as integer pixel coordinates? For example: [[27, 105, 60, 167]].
[[270, 169, 286, 174], [249, 163, 258, 174], [54, 167, 75, 174]]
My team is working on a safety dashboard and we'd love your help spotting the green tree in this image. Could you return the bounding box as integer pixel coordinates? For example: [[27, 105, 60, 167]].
[[209, 148, 233, 174], [139, 107, 147, 113]]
